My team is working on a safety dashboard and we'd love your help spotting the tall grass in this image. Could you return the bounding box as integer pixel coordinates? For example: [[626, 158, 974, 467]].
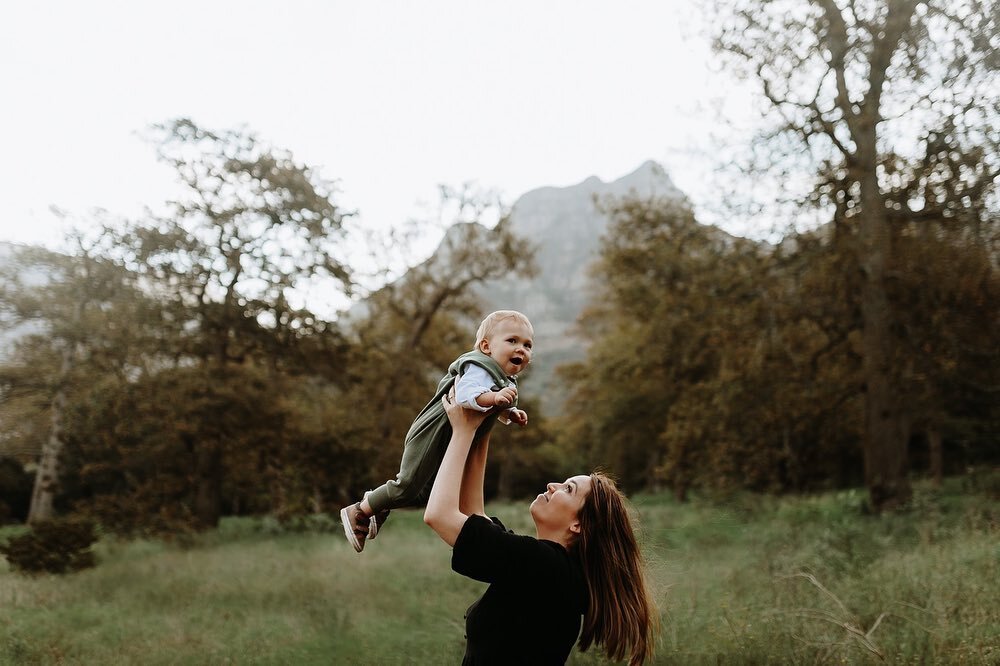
[[1, 478, 997, 665], [636, 480, 999, 664]]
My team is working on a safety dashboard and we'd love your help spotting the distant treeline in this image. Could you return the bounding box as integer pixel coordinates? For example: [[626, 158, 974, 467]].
[[2, 0, 1000, 532], [561, 198, 998, 501]]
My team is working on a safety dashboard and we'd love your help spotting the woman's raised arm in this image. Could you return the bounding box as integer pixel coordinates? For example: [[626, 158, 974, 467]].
[[423, 389, 490, 546], [459, 431, 491, 518]]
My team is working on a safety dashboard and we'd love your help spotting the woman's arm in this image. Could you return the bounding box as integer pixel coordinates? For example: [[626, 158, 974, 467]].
[[459, 431, 491, 518], [424, 390, 490, 546]]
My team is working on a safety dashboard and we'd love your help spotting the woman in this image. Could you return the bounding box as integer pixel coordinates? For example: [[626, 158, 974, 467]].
[[424, 389, 657, 665]]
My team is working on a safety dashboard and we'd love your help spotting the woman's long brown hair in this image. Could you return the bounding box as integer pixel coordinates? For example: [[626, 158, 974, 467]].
[[574, 472, 658, 666]]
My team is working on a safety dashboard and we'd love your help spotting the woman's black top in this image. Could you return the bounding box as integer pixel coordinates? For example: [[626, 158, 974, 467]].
[[452, 514, 587, 665]]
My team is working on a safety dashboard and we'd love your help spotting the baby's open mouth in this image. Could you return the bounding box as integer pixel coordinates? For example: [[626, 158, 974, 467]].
[[510, 357, 523, 365]]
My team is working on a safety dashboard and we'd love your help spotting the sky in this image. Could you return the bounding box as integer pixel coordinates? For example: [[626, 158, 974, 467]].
[[0, 1, 755, 257]]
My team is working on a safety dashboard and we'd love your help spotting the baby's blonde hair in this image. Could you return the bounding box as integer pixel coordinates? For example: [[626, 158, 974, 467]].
[[474, 310, 533, 350]]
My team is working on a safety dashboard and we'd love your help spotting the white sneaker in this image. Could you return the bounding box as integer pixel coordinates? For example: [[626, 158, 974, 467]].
[[363, 491, 390, 540], [339, 503, 367, 553]]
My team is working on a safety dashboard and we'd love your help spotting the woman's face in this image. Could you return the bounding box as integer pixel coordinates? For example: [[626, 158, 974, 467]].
[[530, 474, 592, 535]]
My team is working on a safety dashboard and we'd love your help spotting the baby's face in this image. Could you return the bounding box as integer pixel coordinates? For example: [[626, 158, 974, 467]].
[[480, 319, 533, 376]]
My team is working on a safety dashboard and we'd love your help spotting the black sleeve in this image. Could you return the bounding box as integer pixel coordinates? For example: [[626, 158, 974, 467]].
[[452, 514, 554, 584]]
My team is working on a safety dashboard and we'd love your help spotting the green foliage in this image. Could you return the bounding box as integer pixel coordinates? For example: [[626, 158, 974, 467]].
[[126, 118, 353, 373], [0, 234, 161, 522], [889, 229, 1000, 461], [0, 516, 97, 575], [60, 365, 296, 535], [561, 198, 852, 495], [560, 199, 738, 492], [709, 0, 999, 511], [563, 192, 998, 498]]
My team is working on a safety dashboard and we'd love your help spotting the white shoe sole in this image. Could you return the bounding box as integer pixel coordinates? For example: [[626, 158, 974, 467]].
[[363, 491, 379, 540], [340, 507, 363, 553]]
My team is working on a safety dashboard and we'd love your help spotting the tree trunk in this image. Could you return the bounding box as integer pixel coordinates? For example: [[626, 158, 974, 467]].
[[928, 428, 943, 487], [27, 383, 67, 524], [268, 459, 288, 518], [858, 138, 911, 512], [195, 442, 224, 528], [27, 334, 76, 524]]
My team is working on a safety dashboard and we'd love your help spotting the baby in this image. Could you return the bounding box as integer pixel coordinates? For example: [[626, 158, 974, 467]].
[[340, 310, 533, 552]]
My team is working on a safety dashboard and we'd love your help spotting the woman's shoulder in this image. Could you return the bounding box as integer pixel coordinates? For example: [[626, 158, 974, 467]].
[[453, 515, 577, 583]]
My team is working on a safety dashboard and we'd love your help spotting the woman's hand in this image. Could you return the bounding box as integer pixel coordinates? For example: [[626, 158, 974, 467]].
[[443, 387, 490, 434]]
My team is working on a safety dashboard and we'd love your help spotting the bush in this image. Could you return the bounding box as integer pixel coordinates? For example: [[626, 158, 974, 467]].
[[0, 516, 98, 574]]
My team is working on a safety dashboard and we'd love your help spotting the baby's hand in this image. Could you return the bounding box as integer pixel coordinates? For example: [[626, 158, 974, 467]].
[[494, 386, 518, 407], [509, 409, 528, 426]]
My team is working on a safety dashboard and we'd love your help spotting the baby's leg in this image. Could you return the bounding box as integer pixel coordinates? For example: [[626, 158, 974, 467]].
[[367, 423, 449, 512]]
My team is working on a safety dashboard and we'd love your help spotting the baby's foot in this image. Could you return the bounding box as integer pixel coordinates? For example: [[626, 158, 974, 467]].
[[369, 509, 391, 539], [340, 502, 370, 553], [363, 491, 391, 539]]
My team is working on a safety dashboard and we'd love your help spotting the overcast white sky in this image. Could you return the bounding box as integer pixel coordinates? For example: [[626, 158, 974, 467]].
[[0, 1, 754, 254]]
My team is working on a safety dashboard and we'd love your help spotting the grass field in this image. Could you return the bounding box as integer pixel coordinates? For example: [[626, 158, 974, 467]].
[[1, 478, 998, 665]]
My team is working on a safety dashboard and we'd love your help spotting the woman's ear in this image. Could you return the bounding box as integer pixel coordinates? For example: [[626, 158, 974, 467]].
[[569, 520, 581, 535]]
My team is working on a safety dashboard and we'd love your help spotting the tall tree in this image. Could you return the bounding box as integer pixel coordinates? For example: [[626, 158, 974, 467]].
[[712, 0, 998, 510], [0, 232, 148, 523], [123, 118, 354, 526], [562, 197, 771, 495], [131, 118, 352, 369]]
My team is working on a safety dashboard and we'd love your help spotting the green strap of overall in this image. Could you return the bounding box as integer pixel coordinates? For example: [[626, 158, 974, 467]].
[[404, 349, 517, 444]]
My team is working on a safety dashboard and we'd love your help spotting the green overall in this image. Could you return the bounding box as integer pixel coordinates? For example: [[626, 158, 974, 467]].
[[365, 350, 517, 514]]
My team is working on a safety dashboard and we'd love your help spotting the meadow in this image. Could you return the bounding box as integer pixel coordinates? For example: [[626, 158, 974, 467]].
[[1, 477, 997, 665]]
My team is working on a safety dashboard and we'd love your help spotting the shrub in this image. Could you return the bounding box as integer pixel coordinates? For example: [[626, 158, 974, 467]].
[[0, 516, 98, 574]]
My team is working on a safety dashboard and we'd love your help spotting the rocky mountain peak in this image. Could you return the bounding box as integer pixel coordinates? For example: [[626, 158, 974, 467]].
[[474, 161, 687, 413]]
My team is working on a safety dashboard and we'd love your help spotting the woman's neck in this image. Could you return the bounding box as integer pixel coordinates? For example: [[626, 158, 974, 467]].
[[535, 527, 573, 550]]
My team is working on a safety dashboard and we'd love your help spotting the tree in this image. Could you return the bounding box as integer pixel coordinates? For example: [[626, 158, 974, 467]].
[[562, 188, 994, 499], [889, 229, 1000, 480], [712, 0, 998, 510], [129, 118, 352, 370], [120, 119, 354, 526], [561, 196, 774, 495], [0, 232, 149, 523], [61, 365, 288, 535]]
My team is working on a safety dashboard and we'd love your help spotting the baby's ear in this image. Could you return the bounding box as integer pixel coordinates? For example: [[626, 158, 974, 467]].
[[478, 339, 491, 354]]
